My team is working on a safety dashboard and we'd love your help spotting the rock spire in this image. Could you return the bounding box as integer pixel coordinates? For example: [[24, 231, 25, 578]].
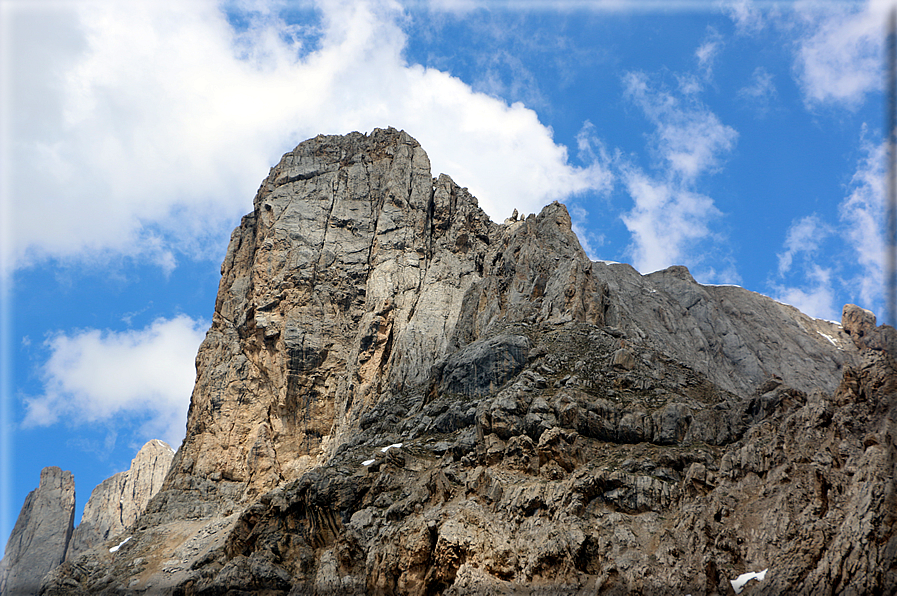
[[67, 439, 175, 560], [0, 466, 75, 596]]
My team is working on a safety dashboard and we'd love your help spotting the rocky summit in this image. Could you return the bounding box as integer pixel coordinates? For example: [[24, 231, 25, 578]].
[[30, 128, 897, 594]]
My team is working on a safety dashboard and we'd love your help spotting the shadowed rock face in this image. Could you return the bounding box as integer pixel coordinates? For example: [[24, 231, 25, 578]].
[[40, 129, 897, 595], [0, 466, 75, 596]]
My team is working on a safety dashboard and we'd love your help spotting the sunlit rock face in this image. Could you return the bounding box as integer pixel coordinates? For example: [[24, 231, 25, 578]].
[[40, 129, 897, 596], [66, 439, 175, 560]]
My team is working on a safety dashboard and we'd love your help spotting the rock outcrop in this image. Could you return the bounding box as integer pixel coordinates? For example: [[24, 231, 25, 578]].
[[67, 440, 175, 560], [40, 129, 896, 595], [0, 466, 75, 596]]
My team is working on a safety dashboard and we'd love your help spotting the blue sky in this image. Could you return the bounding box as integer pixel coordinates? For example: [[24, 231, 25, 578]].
[[0, 0, 890, 547]]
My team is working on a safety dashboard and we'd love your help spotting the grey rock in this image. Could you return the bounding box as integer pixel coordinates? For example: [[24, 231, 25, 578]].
[[39, 130, 897, 596], [67, 439, 174, 560], [842, 302, 897, 354], [436, 334, 531, 398], [0, 466, 75, 596]]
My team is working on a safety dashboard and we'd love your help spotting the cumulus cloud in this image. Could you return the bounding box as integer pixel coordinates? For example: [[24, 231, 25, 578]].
[[23, 316, 207, 447], [3, 0, 610, 272], [792, 0, 890, 109], [617, 71, 737, 275]]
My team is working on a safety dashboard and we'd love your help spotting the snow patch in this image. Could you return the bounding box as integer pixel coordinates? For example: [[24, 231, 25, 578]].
[[361, 443, 403, 466], [594, 260, 620, 265], [730, 568, 768, 594], [109, 536, 131, 553], [817, 330, 839, 347]]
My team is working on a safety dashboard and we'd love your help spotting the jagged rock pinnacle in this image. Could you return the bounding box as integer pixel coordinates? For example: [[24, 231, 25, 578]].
[[0, 466, 75, 596]]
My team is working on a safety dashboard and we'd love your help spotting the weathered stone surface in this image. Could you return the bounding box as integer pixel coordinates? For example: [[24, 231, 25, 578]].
[[0, 466, 75, 596], [842, 302, 897, 355], [67, 439, 174, 560], [40, 130, 895, 595]]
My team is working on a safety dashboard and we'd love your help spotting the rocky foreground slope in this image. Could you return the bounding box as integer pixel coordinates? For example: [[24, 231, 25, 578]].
[[39, 129, 896, 595]]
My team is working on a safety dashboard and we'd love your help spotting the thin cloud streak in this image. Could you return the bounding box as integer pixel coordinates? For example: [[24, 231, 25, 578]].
[[421, 0, 847, 13]]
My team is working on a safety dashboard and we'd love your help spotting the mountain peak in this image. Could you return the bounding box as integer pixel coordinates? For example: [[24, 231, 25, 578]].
[[34, 131, 897, 596]]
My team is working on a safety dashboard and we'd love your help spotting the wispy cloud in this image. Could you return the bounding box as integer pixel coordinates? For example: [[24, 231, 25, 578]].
[[773, 265, 837, 321], [422, 0, 796, 13], [618, 69, 737, 276], [619, 166, 721, 273], [23, 316, 207, 447], [737, 66, 777, 116], [776, 214, 833, 276], [3, 0, 610, 273], [839, 131, 885, 312], [695, 27, 724, 81], [623, 71, 738, 182], [772, 130, 885, 320], [723, 0, 765, 35]]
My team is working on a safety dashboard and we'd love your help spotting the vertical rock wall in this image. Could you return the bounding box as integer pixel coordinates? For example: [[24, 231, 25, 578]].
[[0, 466, 75, 596], [163, 129, 607, 506]]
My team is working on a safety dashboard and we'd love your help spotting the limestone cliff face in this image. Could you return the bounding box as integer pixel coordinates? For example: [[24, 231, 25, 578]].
[[165, 128, 855, 506], [67, 440, 174, 560], [0, 466, 75, 596], [41, 130, 896, 595], [165, 128, 608, 504]]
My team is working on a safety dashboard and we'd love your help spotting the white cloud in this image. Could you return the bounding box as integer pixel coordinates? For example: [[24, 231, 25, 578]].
[[619, 166, 721, 273], [3, 0, 610, 272], [695, 27, 724, 81], [772, 129, 885, 320], [792, 0, 890, 109], [774, 264, 837, 321], [839, 132, 885, 311], [23, 316, 207, 447], [623, 71, 738, 181], [737, 66, 776, 116], [776, 214, 832, 276], [618, 71, 736, 274], [723, 0, 765, 35]]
